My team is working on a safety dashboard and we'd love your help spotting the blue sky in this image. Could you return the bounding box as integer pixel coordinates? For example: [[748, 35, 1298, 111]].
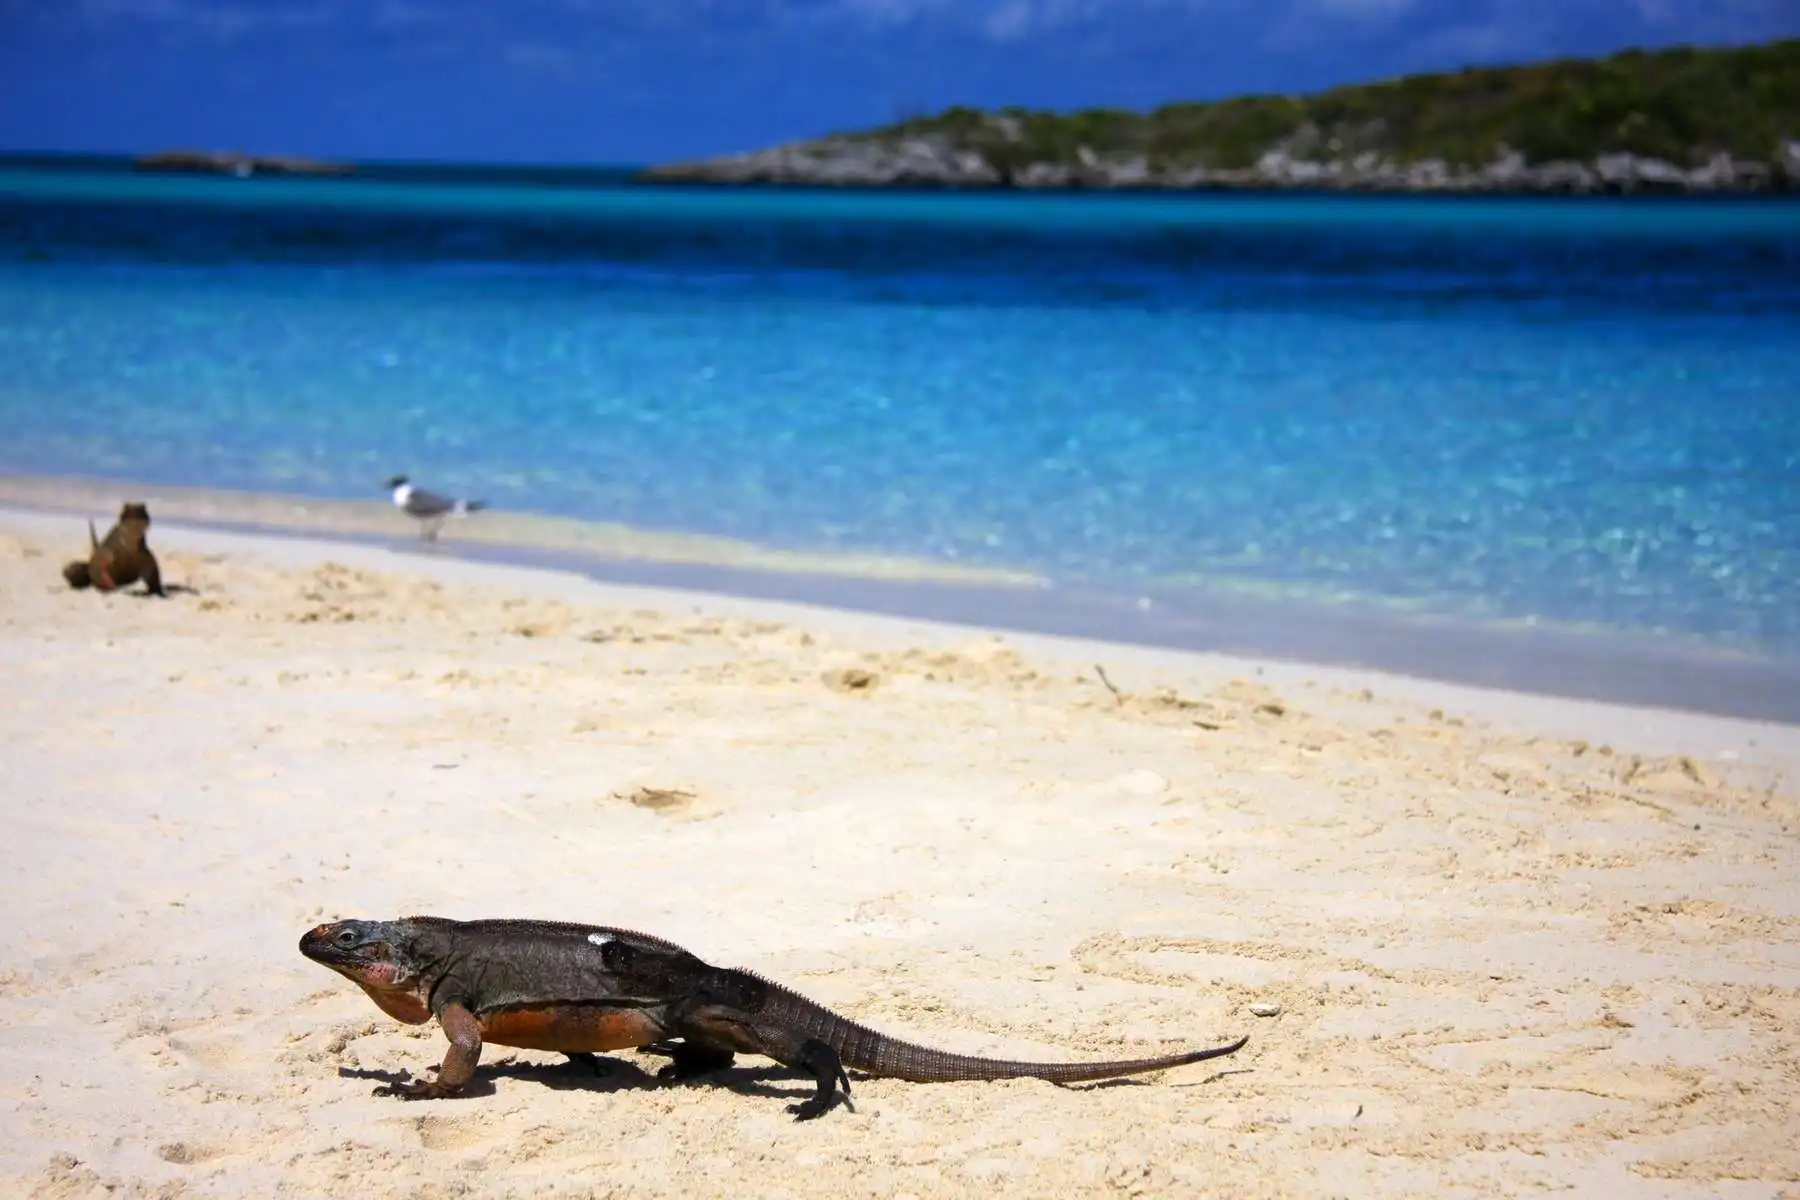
[[1, 1, 1795, 164]]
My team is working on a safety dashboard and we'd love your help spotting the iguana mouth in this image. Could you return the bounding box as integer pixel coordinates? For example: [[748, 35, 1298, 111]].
[[300, 921, 390, 970]]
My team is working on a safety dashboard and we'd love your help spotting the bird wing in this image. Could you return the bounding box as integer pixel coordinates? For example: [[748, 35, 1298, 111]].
[[404, 488, 457, 517]]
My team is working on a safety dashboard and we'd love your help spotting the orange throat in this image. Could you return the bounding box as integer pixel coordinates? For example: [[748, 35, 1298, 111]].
[[354, 980, 432, 1025]]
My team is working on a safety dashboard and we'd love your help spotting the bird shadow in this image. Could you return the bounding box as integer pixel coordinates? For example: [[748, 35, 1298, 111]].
[[134, 584, 202, 599]]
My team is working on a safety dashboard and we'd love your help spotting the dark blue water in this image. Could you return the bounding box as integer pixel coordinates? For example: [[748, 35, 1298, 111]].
[[3, 165, 1798, 653]]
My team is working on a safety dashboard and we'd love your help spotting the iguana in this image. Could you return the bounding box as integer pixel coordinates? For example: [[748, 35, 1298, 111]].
[[299, 916, 1247, 1120], [62, 503, 165, 596]]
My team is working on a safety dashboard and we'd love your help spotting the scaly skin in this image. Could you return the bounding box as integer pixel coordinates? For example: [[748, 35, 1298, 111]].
[[63, 503, 165, 596], [299, 916, 1248, 1120]]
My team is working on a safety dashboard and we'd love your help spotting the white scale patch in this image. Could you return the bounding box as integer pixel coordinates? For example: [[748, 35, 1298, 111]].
[[587, 932, 614, 946]]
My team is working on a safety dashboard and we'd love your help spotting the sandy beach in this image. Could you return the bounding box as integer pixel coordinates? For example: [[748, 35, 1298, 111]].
[[3, 501, 1798, 1198]]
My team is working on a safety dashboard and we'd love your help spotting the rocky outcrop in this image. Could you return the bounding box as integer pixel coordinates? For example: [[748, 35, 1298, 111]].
[[640, 137, 1798, 195], [134, 150, 352, 178], [641, 135, 1000, 188]]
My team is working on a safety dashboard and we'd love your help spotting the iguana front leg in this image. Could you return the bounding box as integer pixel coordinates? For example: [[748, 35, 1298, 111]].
[[140, 550, 166, 598], [375, 1001, 482, 1100]]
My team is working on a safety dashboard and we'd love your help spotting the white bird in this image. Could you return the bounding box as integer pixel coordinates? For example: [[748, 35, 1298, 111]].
[[385, 475, 488, 542]]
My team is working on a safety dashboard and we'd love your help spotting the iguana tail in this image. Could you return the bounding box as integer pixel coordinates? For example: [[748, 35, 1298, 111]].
[[63, 520, 102, 589], [746, 971, 1247, 1084]]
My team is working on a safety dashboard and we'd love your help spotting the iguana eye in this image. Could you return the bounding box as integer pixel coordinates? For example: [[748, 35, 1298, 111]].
[[335, 930, 359, 948]]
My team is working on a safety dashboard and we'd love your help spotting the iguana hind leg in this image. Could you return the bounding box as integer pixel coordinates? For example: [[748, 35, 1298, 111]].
[[641, 1038, 737, 1083], [787, 1038, 853, 1121], [673, 998, 853, 1120], [563, 1051, 625, 1077]]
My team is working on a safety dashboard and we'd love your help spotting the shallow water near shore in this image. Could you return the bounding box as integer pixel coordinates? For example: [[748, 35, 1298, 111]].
[[8, 481, 1799, 723], [3, 164, 1798, 659]]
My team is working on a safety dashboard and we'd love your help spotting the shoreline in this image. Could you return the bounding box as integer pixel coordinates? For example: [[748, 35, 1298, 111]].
[[11, 163, 1800, 226], [0, 473, 1043, 589], [11, 152, 1800, 199], [8, 481, 1800, 730]]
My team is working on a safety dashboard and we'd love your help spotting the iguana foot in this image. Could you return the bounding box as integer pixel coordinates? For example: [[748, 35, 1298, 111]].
[[787, 1038, 853, 1122], [648, 1041, 736, 1083], [564, 1052, 618, 1077], [372, 1074, 459, 1100]]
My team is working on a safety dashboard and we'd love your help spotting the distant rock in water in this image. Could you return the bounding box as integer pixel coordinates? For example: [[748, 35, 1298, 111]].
[[638, 39, 1800, 196], [134, 150, 352, 178]]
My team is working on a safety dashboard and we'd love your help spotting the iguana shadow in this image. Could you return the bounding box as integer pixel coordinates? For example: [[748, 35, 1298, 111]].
[[337, 1055, 1245, 1106], [128, 583, 201, 599], [340, 1052, 820, 1105]]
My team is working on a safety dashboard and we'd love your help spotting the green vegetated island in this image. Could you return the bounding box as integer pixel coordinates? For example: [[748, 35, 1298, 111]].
[[639, 38, 1800, 193]]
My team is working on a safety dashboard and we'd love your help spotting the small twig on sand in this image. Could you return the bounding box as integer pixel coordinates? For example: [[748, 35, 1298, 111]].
[[1094, 664, 1124, 705]]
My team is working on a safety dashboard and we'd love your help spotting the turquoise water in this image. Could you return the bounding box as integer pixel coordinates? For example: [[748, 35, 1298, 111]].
[[3, 165, 1799, 653]]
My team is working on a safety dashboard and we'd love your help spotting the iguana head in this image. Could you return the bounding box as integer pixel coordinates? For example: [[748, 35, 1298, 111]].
[[300, 918, 414, 985], [113, 503, 152, 547], [299, 918, 446, 1022]]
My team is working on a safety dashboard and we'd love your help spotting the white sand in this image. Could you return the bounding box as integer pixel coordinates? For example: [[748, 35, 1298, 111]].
[[2, 506, 1797, 1198]]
